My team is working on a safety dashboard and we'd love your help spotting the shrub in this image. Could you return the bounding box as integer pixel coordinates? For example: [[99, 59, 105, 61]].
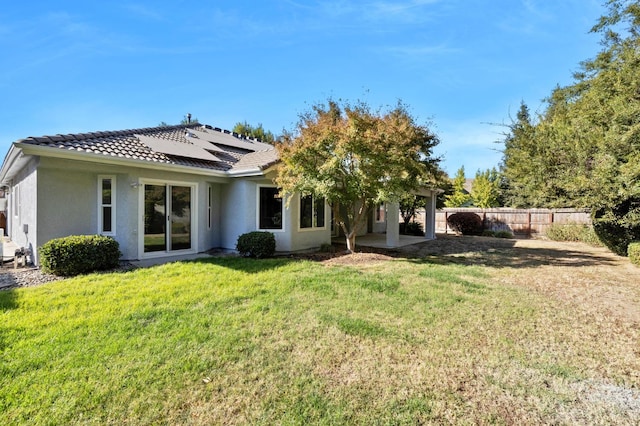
[[481, 230, 495, 237], [319, 243, 335, 253], [593, 200, 640, 256], [39, 235, 121, 276], [545, 223, 601, 246], [629, 242, 640, 266], [446, 212, 483, 235], [400, 222, 424, 236], [494, 230, 513, 239], [236, 231, 276, 258]]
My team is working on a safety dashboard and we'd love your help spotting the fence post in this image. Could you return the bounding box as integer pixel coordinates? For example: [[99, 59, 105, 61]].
[[444, 211, 448, 234]]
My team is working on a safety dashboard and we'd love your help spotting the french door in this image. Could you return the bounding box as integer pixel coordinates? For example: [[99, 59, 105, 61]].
[[143, 183, 194, 254]]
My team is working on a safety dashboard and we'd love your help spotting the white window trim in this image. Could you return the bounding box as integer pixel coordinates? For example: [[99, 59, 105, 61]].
[[257, 185, 285, 233], [298, 194, 327, 232], [98, 175, 116, 236], [137, 178, 198, 259]]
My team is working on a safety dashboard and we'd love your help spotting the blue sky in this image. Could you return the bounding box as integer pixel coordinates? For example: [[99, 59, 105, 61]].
[[0, 0, 605, 177]]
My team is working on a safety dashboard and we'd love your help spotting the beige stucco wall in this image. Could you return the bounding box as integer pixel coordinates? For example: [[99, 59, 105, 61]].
[[8, 157, 39, 261], [32, 157, 226, 261], [219, 177, 332, 252], [10, 154, 333, 262]]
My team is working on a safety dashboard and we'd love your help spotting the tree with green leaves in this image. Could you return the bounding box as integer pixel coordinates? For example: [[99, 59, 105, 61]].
[[444, 166, 472, 207], [471, 168, 502, 208], [275, 98, 440, 251], [399, 193, 425, 230], [501, 0, 640, 254], [233, 121, 276, 144]]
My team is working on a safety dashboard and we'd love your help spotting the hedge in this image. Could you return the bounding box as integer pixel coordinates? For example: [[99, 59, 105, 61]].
[[236, 231, 276, 258], [628, 242, 640, 266], [39, 235, 121, 276]]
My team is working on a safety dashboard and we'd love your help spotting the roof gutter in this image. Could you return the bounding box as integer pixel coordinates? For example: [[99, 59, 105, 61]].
[[226, 167, 266, 178], [226, 160, 280, 178]]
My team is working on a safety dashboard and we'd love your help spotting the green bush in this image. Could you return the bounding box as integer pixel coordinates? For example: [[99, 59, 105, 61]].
[[319, 243, 335, 253], [446, 212, 483, 235], [628, 242, 640, 266], [400, 222, 424, 236], [494, 230, 513, 239], [593, 200, 640, 256], [481, 230, 496, 237], [545, 223, 601, 245], [39, 235, 121, 276], [236, 231, 276, 258]]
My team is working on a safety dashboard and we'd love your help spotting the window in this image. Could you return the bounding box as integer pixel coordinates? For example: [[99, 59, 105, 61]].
[[258, 186, 283, 230], [300, 194, 326, 229], [98, 176, 116, 235], [375, 202, 385, 223]]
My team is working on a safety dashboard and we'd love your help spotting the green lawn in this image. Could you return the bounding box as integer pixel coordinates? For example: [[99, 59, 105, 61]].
[[1, 255, 638, 424]]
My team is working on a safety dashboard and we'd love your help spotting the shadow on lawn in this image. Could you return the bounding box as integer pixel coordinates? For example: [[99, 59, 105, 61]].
[[193, 234, 616, 271], [186, 256, 300, 274], [0, 287, 17, 310], [414, 246, 617, 269], [328, 234, 618, 269], [402, 235, 617, 269], [0, 287, 18, 351]]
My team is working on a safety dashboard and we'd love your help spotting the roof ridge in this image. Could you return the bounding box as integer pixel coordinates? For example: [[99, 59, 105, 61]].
[[20, 123, 208, 143]]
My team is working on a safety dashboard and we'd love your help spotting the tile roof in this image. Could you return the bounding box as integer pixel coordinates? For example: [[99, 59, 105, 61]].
[[15, 123, 279, 173], [230, 149, 280, 172]]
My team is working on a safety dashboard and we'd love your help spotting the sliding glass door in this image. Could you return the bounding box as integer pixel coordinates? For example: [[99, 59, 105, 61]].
[[170, 185, 191, 251], [143, 183, 193, 254]]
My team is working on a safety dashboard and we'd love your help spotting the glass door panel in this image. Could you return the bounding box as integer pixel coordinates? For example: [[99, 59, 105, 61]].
[[170, 186, 191, 251], [144, 184, 167, 253]]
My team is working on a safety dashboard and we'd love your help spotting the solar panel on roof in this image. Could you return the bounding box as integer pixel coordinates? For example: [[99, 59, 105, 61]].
[[137, 135, 222, 162], [188, 128, 274, 152], [182, 131, 226, 153]]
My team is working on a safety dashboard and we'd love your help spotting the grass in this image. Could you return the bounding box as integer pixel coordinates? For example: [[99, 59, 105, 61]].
[[1, 251, 639, 424]]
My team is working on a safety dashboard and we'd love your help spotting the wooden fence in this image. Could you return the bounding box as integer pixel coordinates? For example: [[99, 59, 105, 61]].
[[432, 208, 591, 237]]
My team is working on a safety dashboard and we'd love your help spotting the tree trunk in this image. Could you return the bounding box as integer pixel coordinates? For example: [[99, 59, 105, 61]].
[[346, 233, 356, 252]]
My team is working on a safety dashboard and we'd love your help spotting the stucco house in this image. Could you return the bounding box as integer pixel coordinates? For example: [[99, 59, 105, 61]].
[[0, 122, 438, 265]]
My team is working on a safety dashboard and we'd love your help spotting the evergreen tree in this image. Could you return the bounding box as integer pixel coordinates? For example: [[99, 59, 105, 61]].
[[471, 168, 501, 208], [500, 0, 640, 254], [444, 166, 472, 207], [232, 121, 276, 144]]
